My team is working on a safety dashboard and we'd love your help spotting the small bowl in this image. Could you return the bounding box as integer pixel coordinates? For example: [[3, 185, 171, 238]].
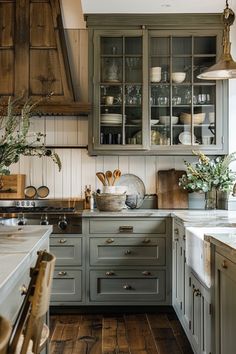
[[159, 116, 179, 125], [172, 72, 186, 83], [180, 112, 206, 125], [125, 194, 144, 209]]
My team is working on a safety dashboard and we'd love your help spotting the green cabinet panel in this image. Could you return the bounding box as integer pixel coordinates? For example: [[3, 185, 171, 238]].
[[89, 269, 166, 303], [215, 252, 236, 354], [51, 268, 82, 303], [89, 218, 166, 234], [50, 235, 82, 266], [89, 236, 166, 266], [87, 15, 227, 156]]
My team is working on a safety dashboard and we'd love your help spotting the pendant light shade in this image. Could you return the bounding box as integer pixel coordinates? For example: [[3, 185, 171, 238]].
[[198, 0, 236, 80]]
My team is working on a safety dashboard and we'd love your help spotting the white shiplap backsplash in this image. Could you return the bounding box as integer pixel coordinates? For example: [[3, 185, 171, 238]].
[[9, 116, 193, 199]]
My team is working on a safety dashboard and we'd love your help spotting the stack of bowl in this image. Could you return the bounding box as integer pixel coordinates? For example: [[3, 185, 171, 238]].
[[150, 67, 161, 82]]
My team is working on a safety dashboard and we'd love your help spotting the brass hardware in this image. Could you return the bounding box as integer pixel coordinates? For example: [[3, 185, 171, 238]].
[[193, 288, 201, 297], [174, 237, 179, 242], [59, 239, 67, 244], [119, 226, 134, 233], [183, 235, 186, 241], [20, 284, 28, 296], [106, 238, 114, 244], [142, 238, 150, 244], [142, 271, 151, 276], [174, 228, 179, 235], [123, 284, 132, 290], [124, 250, 132, 255], [105, 271, 115, 276], [222, 260, 228, 269], [58, 271, 67, 276]]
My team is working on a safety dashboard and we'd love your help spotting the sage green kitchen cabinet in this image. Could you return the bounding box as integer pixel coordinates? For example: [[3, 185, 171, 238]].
[[50, 234, 85, 305], [87, 14, 228, 155], [214, 251, 236, 354], [84, 217, 172, 305]]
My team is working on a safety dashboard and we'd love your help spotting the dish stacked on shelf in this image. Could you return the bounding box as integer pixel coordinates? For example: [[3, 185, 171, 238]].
[[101, 113, 125, 125]]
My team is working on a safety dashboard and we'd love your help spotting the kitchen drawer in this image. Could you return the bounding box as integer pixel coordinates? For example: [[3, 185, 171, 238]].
[[89, 218, 166, 234], [51, 269, 82, 302], [173, 221, 185, 242], [50, 236, 82, 266], [89, 269, 166, 302], [89, 236, 165, 266]]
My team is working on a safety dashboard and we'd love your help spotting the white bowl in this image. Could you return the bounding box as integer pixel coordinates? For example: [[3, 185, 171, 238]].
[[172, 72, 186, 83], [159, 116, 179, 125], [151, 74, 161, 82], [150, 66, 161, 73], [208, 112, 215, 123], [102, 186, 127, 194]]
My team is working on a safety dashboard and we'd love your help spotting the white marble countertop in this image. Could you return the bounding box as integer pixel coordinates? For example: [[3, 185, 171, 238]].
[[0, 225, 52, 294]]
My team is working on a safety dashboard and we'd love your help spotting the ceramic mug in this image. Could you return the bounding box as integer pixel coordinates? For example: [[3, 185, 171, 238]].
[[105, 96, 118, 105]]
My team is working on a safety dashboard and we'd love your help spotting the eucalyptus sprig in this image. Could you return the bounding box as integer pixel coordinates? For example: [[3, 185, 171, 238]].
[[179, 151, 236, 193], [0, 95, 61, 175]]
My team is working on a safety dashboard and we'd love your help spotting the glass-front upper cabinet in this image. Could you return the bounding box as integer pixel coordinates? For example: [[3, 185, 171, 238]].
[[149, 32, 219, 150], [93, 31, 146, 151]]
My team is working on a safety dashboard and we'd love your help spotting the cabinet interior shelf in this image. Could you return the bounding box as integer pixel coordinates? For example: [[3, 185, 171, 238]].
[[151, 104, 215, 108]]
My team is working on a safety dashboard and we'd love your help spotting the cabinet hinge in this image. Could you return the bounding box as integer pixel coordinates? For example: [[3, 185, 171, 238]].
[[184, 256, 187, 263], [189, 320, 191, 330], [92, 136, 95, 144], [189, 277, 191, 287]]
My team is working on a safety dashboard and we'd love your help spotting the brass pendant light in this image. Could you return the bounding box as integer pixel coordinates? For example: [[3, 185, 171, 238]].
[[198, 0, 236, 80]]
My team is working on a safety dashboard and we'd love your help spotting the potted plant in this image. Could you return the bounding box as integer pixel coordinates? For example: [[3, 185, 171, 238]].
[[179, 151, 236, 209], [0, 96, 61, 177]]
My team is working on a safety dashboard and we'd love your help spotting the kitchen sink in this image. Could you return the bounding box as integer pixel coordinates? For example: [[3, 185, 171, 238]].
[[186, 227, 236, 288]]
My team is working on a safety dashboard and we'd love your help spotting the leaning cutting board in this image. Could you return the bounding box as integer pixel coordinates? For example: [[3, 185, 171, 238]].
[[157, 169, 188, 209], [0, 174, 25, 199]]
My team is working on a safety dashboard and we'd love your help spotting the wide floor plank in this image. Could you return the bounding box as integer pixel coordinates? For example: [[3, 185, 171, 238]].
[[50, 311, 194, 354]]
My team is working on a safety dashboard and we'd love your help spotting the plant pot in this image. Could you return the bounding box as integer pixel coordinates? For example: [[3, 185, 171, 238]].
[[205, 188, 217, 210], [188, 192, 205, 209]]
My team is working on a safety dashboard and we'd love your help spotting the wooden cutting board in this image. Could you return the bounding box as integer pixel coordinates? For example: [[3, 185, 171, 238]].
[[157, 169, 188, 209], [0, 174, 25, 199]]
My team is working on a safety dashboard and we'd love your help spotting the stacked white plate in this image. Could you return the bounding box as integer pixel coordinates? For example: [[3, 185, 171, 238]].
[[101, 113, 125, 125]]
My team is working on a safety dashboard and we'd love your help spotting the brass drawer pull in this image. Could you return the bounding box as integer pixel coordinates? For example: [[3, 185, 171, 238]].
[[183, 235, 186, 241], [142, 271, 151, 276], [193, 288, 201, 297], [20, 284, 28, 296], [119, 226, 133, 233], [174, 237, 179, 242], [123, 284, 132, 290], [222, 260, 228, 269], [58, 271, 67, 276], [59, 239, 67, 244], [105, 271, 115, 276], [142, 238, 150, 244], [124, 250, 132, 255], [174, 228, 179, 235], [106, 238, 114, 244]]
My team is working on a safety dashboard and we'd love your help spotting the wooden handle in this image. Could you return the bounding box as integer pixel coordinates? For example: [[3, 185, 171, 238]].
[[112, 169, 121, 185], [105, 170, 113, 186], [96, 172, 106, 186]]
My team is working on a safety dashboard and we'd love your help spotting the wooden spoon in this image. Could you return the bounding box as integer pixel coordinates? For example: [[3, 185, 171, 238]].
[[96, 172, 106, 186], [105, 170, 113, 186], [112, 169, 121, 185]]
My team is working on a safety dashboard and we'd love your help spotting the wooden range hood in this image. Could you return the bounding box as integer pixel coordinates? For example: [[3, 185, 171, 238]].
[[0, 0, 90, 115]]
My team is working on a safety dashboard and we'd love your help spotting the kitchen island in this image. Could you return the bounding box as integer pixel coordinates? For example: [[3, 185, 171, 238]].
[[0, 225, 52, 322]]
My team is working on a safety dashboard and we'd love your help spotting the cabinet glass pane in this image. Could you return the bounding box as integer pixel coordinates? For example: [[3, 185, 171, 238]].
[[149, 35, 217, 148], [98, 35, 143, 147], [172, 37, 192, 55]]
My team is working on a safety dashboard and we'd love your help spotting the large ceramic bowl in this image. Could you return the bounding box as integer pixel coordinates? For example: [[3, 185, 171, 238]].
[[116, 174, 146, 208], [180, 112, 206, 125], [159, 116, 179, 125], [172, 72, 186, 83]]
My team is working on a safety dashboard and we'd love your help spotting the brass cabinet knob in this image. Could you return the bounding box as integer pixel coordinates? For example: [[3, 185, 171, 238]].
[[58, 271, 67, 276], [142, 271, 151, 276], [193, 288, 201, 297], [124, 250, 132, 255], [119, 226, 133, 233], [106, 238, 114, 244], [20, 284, 28, 296], [105, 271, 115, 276], [59, 239, 67, 244], [183, 235, 186, 241], [142, 238, 150, 244], [222, 260, 228, 269], [174, 228, 179, 235], [123, 284, 132, 290]]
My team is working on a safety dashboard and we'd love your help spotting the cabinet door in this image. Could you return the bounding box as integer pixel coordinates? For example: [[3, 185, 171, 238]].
[[215, 252, 236, 354], [92, 30, 148, 152], [172, 223, 184, 316], [191, 275, 202, 354]]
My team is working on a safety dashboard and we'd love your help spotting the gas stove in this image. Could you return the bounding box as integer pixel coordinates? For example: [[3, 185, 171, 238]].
[[0, 200, 83, 234]]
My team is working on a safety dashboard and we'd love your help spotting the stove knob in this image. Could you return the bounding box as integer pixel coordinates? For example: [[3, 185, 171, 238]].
[[40, 216, 49, 226], [58, 217, 68, 230], [18, 218, 26, 226]]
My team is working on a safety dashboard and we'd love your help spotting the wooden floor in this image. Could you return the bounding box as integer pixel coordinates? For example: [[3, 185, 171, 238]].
[[49, 311, 194, 354]]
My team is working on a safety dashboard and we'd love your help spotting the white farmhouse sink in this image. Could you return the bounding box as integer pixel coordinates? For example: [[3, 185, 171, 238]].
[[186, 227, 236, 288]]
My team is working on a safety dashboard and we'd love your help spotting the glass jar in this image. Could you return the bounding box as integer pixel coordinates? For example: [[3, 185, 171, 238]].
[[205, 187, 217, 209]]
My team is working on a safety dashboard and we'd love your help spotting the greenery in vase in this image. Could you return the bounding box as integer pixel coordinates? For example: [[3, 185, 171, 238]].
[[0, 96, 61, 175], [179, 151, 236, 193]]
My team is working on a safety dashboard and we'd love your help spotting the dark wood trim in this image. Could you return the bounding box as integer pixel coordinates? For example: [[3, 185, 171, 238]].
[[37, 102, 91, 115], [85, 13, 223, 29]]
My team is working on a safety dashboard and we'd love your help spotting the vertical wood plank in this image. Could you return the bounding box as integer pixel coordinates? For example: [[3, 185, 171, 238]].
[[61, 149, 72, 198], [95, 156, 104, 190], [19, 155, 30, 186], [54, 148, 63, 198], [62, 117, 78, 145], [102, 316, 130, 354], [45, 149, 56, 198], [118, 156, 129, 175], [71, 149, 82, 198], [78, 29, 88, 102], [65, 30, 80, 101], [54, 117, 64, 145], [45, 116, 55, 145], [145, 156, 156, 194], [77, 118, 88, 145], [129, 156, 146, 189], [103, 156, 119, 174], [81, 149, 96, 193]]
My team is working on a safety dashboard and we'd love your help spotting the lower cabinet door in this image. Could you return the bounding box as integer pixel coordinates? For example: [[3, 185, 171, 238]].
[[51, 269, 82, 303], [89, 269, 166, 303]]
